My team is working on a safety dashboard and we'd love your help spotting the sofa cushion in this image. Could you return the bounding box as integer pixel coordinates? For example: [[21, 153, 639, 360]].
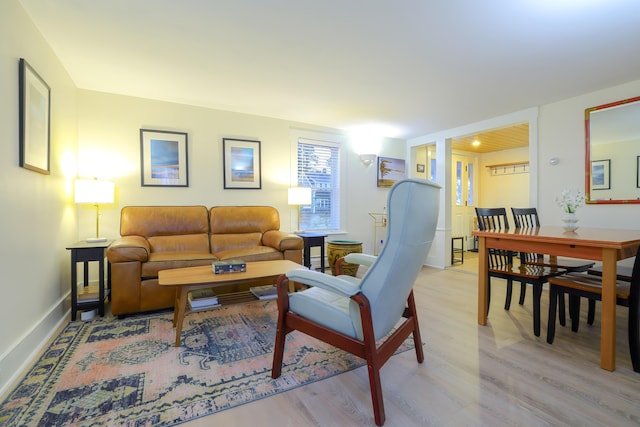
[[215, 246, 283, 262], [121, 206, 209, 237], [211, 232, 263, 253], [148, 234, 210, 253], [141, 251, 217, 278], [210, 206, 279, 234]]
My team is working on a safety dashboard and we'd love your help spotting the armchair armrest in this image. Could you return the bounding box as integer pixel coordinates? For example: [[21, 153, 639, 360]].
[[344, 253, 376, 267], [285, 269, 361, 297], [106, 235, 150, 263], [263, 230, 303, 251]]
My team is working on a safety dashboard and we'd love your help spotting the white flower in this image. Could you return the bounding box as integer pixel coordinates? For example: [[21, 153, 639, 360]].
[[555, 189, 585, 214]]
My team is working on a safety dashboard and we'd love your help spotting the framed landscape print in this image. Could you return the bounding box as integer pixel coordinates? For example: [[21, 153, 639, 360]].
[[19, 58, 50, 175], [590, 159, 610, 190], [140, 129, 189, 187], [377, 156, 406, 187], [223, 138, 262, 189]]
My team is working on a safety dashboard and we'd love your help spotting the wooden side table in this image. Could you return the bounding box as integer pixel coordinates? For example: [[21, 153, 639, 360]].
[[295, 232, 327, 272], [66, 240, 113, 321]]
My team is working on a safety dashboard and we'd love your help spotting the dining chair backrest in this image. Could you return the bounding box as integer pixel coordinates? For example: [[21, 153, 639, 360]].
[[475, 207, 510, 231], [475, 207, 513, 268], [511, 207, 541, 228]]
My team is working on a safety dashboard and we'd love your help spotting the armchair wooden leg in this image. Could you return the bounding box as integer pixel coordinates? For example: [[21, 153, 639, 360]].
[[272, 275, 290, 379], [357, 294, 386, 426], [407, 291, 424, 363], [271, 318, 286, 379]]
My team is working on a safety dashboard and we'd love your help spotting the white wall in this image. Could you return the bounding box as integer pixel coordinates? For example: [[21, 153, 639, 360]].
[[0, 0, 78, 394], [479, 147, 530, 223], [538, 79, 640, 227], [76, 90, 398, 257]]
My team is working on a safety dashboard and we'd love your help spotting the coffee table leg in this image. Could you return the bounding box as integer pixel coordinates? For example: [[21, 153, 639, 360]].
[[172, 288, 179, 327], [174, 287, 189, 346]]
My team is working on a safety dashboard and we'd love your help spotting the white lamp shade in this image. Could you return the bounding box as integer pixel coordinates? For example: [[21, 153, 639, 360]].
[[288, 187, 312, 206], [75, 179, 115, 204]]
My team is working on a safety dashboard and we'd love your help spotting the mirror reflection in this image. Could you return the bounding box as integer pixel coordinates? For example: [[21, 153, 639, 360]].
[[585, 95, 640, 204]]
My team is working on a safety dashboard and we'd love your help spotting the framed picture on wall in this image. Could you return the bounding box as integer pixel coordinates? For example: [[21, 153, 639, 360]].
[[377, 157, 406, 187], [140, 129, 189, 187], [416, 164, 425, 173], [223, 138, 262, 189], [19, 58, 50, 175], [590, 159, 610, 190]]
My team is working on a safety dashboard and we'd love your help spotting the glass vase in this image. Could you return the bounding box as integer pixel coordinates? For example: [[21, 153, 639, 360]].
[[561, 212, 579, 232]]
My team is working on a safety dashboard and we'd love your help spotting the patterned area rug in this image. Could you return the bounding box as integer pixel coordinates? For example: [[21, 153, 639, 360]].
[[0, 300, 414, 426]]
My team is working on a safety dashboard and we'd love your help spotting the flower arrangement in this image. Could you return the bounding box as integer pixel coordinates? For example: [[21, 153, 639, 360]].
[[555, 189, 585, 214]]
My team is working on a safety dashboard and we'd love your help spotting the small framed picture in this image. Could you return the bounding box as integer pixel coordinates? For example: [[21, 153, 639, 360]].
[[223, 138, 262, 189], [140, 129, 189, 187], [590, 159, 610, 190], [416, 164, 425, 173], [377, 157, 406, 188], [19, 58, 50, 175]]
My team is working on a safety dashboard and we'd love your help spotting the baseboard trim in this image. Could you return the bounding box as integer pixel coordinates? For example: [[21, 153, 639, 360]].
[[0, 293, 69, 398]]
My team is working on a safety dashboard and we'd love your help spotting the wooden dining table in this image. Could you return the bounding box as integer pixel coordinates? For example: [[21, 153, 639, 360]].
[[473, 226, 640, 371]]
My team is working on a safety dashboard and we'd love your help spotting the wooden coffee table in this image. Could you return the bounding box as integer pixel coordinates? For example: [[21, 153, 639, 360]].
[[158, 259, 304, 346]]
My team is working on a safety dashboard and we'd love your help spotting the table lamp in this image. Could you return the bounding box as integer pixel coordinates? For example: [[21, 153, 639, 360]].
[[75, 178, 115, 242], [288, 187, 312, 232]]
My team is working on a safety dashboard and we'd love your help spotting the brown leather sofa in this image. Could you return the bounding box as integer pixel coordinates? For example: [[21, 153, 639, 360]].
[[106, 205, 303, 316]]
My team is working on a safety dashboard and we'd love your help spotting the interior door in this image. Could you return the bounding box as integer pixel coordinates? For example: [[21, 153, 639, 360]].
[[452, 154, 477, 251]]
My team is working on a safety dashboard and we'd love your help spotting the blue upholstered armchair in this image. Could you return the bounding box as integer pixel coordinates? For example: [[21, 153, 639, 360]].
[[271, 178, 440, 426]]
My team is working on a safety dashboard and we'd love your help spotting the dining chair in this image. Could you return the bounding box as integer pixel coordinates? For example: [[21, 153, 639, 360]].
[[475, 207, 567, 336], [511, 207, 596, 323], [271, 178, 440, 426], [511, 207, 595, 273], [546, 248, 640, 373]]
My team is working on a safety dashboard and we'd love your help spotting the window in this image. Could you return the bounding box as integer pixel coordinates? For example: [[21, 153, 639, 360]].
[[297, 138, 341, 231]]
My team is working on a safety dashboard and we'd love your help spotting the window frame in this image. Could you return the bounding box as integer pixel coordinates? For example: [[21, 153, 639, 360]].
[[290, 129, 346, 233]]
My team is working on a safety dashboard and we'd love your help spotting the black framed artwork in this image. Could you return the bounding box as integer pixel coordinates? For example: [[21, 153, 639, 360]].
[[223, 138, 262, 189], [140, 129, 189, 187], [19, 58, 50, 174]]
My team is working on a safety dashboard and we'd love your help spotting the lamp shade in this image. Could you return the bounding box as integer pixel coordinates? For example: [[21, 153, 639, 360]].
[[288, 187, 312, 206], [74, 179, 115, 204]]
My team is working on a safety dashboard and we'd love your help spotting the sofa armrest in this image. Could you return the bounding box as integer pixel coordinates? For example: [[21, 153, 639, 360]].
[[263, 230, 303, 251], [107, 235, 150, 263]]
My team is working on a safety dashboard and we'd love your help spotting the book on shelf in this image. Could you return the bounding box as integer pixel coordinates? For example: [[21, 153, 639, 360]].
[[212, 259, 247, 274], [250, 285, 278, 300], [188, 288, 219, 308], [189, 300, 221, 310]]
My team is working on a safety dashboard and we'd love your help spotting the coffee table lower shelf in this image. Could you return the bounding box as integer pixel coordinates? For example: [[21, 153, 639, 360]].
[[158, 260, 304, 347]]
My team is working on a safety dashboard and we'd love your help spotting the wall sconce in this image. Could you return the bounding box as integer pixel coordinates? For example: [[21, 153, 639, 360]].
[[359, 154, 376, 167], [75, 178, 115, 242], [288, 187, 312, 233]]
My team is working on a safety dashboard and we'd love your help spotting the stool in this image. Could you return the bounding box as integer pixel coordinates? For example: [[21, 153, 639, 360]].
[[451, 236, 464, 265]]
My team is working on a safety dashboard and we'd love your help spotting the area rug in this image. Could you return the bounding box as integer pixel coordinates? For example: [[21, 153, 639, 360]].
[[0, 300, 414, 426]]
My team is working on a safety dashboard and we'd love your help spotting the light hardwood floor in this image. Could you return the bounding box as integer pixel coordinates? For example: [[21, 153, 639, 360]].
[[5, 253, 638, 426], [185, 252, 640, 426]]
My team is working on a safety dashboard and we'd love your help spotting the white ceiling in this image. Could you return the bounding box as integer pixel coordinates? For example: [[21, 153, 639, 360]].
[[18, 0, 640, 140]]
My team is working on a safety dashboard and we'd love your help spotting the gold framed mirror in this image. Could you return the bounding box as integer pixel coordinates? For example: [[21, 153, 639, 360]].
[[585, 95, 640, 204]]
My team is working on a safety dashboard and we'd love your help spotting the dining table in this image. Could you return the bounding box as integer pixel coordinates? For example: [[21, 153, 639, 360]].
[[473, 226, 640, 371]]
